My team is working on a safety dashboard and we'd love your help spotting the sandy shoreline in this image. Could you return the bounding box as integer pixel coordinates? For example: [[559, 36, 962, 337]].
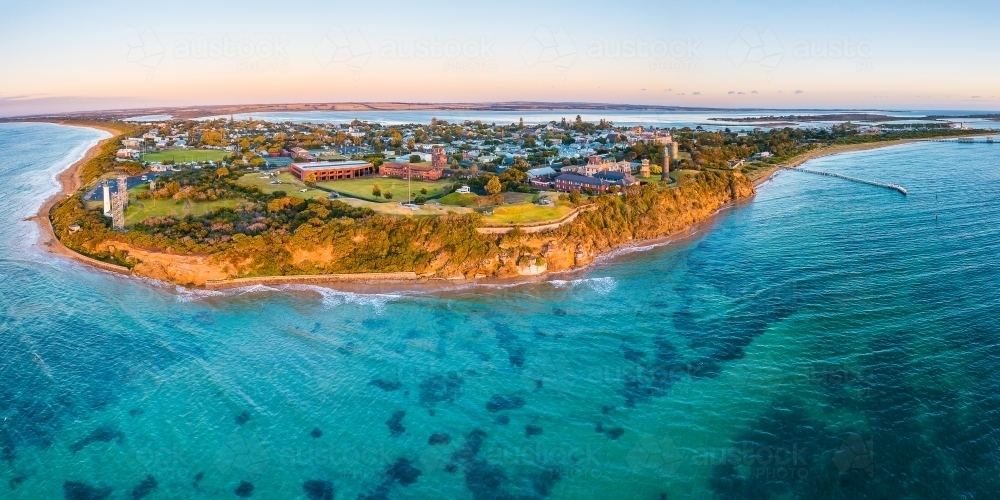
[[30, 123, 133, 275], [29, 124, 994, 294]]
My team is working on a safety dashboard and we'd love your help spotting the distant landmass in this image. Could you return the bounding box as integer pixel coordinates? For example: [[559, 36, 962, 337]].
[[714, 113, 1000, 123], [713, 113, 927, 123], [0, 102, 936, 122], [1, 102, 722, 121]]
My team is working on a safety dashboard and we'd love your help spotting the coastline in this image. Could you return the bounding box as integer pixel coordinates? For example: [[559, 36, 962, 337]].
[[30, 123, 133, 276], [33, 126, 993, 293], [749, 133, 997, 187]]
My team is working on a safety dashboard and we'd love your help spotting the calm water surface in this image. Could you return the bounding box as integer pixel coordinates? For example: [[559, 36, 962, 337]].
[[1, 122, 999, 499]]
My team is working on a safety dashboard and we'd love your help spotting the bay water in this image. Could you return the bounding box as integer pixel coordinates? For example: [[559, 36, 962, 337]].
[[1, 122, 999, 499]]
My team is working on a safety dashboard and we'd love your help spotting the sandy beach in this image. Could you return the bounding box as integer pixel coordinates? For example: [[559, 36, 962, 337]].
[[29, 124, 993, 291], [30, 123, 133, 275]]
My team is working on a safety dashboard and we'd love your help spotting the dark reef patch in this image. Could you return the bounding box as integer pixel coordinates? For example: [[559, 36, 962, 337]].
[[302, 479, 335, 500], [9, 475, 26, 490], [358, 457, 422, 500], [310, 428, 323, 438], [386, 410, 406, 437], [495, 415, 510, 426], [63, 481, 112, 500], [464, 460, 562, 500], [621, 339, 686, 407], [234, 480, 254, 498], [708, 400, 843, 499], [235, 411, 251, 426], [419, 372, 464, 406], [525, 425, 543, 437], [446, 428, 563, 497], [129, 475, 157, 500], [449, 429, 488, 469], [386, 457, 422, 486], [595, 423, 624, 440], [621, 344, 646, 362], [69, 425, 124, 454], [128, 408, 144, 417], [494, 323, 527, 368], [486, 394, 526, 412], [369, 379, 402, 392], [428, 433, 451, 445]]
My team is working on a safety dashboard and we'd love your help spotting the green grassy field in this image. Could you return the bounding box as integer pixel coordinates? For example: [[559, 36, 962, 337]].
[[438, 192, 479, 207], [317, 177, 449, 202], [124, 197, 243, 225], [482, 202, 574, 225], [142, 149, 228, 163]]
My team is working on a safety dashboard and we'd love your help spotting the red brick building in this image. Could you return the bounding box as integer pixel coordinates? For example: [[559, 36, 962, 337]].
[[379, 163, 445, 181], [289, 161, 375, 182], [431, 146, 448, 168]]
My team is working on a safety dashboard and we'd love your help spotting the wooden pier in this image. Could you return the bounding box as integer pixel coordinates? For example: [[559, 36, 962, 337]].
[[927, 137, 995, 144], [782, 167, 908, 196]]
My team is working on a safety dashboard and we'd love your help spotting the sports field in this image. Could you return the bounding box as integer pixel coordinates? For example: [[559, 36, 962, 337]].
[[141, 149, 228, 163]]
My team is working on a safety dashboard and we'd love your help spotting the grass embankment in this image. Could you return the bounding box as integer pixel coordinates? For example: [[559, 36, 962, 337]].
[[438, 192, 478, 206], [141, 149, 228, 163]]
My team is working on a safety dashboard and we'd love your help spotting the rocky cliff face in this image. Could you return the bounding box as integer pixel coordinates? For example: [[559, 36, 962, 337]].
[[437, 169, 755, 279]]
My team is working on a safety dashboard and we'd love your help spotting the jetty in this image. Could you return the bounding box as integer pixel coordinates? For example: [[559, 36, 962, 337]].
[[782, 167, 908, 195], [926, 137, 995, 144]]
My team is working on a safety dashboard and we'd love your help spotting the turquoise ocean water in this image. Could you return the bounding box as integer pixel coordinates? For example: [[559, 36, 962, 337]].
[[1, 122, 999, 499]]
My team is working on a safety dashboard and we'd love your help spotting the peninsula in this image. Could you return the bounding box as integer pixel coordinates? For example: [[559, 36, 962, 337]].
[[36, 112, 991, 288]]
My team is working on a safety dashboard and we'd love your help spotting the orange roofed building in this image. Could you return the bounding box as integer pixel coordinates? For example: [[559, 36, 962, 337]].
[[289, 161, 376, 182], [379, 163, 444, 181]]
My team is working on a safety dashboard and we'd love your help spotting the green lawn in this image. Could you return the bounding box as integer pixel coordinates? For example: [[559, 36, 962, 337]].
[[482, 202, 575, 225], [142, 149, 228, 163], [124, 197, 243, 225], [317, 177, 449, 202], [438, 192, 479, 207]]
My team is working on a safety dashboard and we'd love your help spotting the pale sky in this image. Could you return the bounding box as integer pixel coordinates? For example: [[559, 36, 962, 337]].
[[1, 0, 998, 116]]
